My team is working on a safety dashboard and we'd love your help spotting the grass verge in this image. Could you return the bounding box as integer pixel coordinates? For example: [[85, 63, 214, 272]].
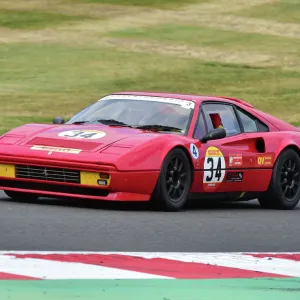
[[108, 23, 300, 58], [0, 9, 87, 29], [68, 0, 207, 8], [1, 0, 300, 134], [1, 43, 300, 133], [236, 0, 300, 24]]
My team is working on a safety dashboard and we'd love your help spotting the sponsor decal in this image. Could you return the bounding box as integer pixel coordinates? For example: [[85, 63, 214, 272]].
[[58, 130, 106, 140], [226, 172, 244, 183], [100, 94, 195, 110], [203, 146, 226, 191], [229, 154, 243, 167], [206, 147, 222, 157], [30, 145, 82, 155], [257, 155, 273, 166], [190, 143, 199, 159]]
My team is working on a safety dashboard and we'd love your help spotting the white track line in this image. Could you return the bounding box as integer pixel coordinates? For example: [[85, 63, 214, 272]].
[[110, 252, 300, 278], [1, 251, 299, 255], [2, 252, 300, 279], [0, 254, 171, 279]]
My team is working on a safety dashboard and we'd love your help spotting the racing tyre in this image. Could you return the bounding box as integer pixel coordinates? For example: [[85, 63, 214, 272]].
[[4, 191, 39, 201], [258, 148, 300, 210], [151, 148, 192, 211]]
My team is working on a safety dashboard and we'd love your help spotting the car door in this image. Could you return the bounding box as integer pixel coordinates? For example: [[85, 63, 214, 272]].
[[191, 102, 272, 194], [233, 105, 274, 190]]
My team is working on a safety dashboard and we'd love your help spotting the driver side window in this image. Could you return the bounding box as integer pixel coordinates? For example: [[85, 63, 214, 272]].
[[202, 103, 241, 137]]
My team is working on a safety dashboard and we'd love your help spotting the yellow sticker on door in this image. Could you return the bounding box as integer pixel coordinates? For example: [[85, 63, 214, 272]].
[[257, 155, 273, 166], [203, 146, 226, 191]]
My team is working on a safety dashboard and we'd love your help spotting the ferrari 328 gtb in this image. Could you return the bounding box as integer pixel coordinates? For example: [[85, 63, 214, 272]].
[[0, 92, 299, 211]]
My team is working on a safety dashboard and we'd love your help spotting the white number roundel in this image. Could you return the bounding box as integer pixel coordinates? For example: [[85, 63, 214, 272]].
[[203, 147, 226, 184], [58, 130, 106, 140], [190, 143, 199, 159]]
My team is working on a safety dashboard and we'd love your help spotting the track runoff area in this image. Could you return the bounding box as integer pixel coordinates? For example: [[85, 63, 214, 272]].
[[0, 252, 299, 299]]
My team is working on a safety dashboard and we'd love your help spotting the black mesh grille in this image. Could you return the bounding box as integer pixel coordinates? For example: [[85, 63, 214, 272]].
[[15, 165, 80, 184]]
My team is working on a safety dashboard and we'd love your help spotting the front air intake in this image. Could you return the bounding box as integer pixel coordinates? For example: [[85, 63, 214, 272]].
[[15, 165, 80, 184]]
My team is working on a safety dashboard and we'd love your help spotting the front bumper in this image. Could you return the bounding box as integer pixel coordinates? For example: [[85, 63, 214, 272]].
[[0, 159, 159, 202]]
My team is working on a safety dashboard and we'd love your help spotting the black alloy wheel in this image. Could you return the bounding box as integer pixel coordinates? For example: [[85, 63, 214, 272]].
[[151, 148, 192, 211], [280, 158, 300, 201], [165, 156, 187, 203], [258, 148, 300, 210]]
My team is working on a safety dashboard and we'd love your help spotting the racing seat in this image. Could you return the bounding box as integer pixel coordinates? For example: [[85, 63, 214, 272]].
[[210, 113, 224, 129]]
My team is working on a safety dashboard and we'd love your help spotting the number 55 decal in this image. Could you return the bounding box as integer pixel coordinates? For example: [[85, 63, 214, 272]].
[[203, 147, 226, 190]]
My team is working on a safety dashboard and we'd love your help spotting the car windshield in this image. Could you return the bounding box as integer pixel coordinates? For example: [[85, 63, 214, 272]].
[[67, 95, 195, 134]]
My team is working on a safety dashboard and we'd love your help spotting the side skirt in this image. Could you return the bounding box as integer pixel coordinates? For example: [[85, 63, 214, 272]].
[[188, 192, 262, 202]]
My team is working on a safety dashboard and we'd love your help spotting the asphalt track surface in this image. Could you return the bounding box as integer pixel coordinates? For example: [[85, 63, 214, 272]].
[[0, 190, 299, 252]]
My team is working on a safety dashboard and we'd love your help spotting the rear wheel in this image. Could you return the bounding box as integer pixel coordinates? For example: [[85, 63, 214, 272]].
[[4, 191, 39, 201], [258, 148, 300, 210], [151, 148, 192, 211]]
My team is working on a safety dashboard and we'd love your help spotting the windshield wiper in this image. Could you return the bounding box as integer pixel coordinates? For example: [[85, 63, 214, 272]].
[[71, 121, 89, 125], [70, 120, 182, 132], [134, 124, 182, 132], [96, 119, 133, 127]]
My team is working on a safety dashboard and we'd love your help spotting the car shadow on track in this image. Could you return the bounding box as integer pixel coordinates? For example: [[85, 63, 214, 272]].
[[0, 195, 264, 212]]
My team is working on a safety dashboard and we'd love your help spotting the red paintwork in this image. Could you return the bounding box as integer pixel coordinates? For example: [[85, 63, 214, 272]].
[[245, 253, 300, 261], [0, 272, 39, 280], [0, 91, 300, 202]]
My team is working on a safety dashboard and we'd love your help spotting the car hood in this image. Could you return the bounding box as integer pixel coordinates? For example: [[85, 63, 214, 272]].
[[0, 123, 191, 170], [16, 124, 144, 152]]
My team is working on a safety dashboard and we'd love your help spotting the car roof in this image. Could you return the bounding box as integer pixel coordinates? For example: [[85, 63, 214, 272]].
[[111, 91, 299, 132], [113, 91, 254, 108]]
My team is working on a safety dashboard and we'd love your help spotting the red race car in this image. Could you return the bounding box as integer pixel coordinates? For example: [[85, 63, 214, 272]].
[[0, 92, 299, 211]]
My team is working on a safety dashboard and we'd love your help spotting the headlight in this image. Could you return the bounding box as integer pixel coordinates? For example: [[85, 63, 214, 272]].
[[101, 145, 134, 155], [0, 135, 26, 145]]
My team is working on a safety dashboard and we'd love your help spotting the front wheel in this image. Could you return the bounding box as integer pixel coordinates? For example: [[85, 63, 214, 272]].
[[151, 148, 192, 211], [258, 148, 300, 210], [4, 190, 39, 201]]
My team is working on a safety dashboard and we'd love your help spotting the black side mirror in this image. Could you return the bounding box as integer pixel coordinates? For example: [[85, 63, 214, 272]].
[[200, 128, 226, 143], [53, 117, 65, 124]]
